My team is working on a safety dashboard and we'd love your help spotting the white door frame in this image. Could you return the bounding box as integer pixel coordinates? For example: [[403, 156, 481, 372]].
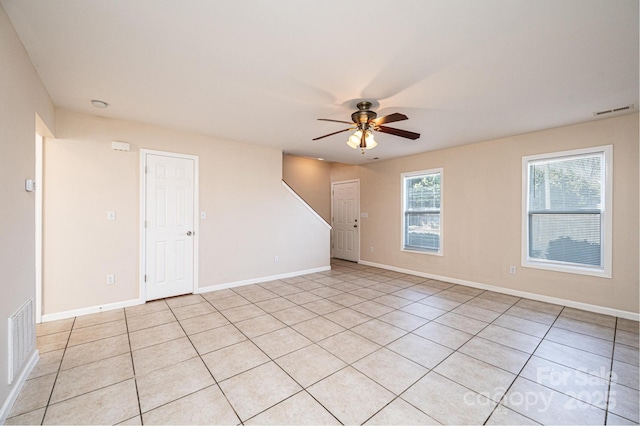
[[330, 179, 360, 262], [35, 133, 43, 323], [139, 149, 199, 302]]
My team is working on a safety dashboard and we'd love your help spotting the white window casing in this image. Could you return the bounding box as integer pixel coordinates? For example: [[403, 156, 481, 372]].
[[522, 145, 612, 278]]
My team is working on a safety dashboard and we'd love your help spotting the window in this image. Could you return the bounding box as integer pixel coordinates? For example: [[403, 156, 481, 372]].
[[402, 169, 442, 254], [522, 146, 612, 277]]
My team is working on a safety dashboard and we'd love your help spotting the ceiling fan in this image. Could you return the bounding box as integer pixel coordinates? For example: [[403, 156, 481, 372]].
[[313, 101, 420, 153]]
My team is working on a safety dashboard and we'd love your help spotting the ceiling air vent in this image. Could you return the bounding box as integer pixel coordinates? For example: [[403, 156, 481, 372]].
[[593, 104, 635, 117]]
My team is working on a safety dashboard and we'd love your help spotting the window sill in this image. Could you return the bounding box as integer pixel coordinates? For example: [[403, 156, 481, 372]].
[[522, 260, 611, 279], [402, 247, 443, 256]]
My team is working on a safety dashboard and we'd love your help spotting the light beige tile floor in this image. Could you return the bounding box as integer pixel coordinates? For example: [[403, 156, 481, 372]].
[[5, 260, 640, 425]]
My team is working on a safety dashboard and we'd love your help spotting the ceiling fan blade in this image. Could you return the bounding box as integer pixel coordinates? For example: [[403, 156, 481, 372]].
[[317, 118, 354, 124], [312, 128, 352, 140], [377, 126, 420, 140], [371, 112, 408, 126]]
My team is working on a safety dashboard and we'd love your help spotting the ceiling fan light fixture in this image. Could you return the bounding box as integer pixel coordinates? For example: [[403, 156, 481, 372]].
[[365, 132, 377, 149], [346, 129, 377, 152], [346, 130, 363, 149]]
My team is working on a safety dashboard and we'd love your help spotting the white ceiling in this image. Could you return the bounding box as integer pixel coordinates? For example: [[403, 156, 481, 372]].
[[3, 0, 638, 164]]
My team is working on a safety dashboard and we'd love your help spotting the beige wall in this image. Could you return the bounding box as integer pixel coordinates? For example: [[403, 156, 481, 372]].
[[331, 114, 639, 314], [0, 3, 55, 416], [282, 155, 332, 223], [43, 109, 330, 315]]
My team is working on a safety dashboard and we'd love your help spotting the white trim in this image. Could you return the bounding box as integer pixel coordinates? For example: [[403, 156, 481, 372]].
[[401, 168, 443, 256], [41, 298, 142, 323], [330, 179, 360, 262], [196, 266, 331, 294], [281, 181, 331, 229], [0, 350, 39, 425], [139, 151, 146, 302], [34, 134, 43, 323], [521, 145, 613, 278], [139, 149, 199, 303], [359, 260, 639, 321]]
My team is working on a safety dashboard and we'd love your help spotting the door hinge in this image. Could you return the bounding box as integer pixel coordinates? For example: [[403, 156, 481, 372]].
[[145, 166, 148, 174], [144, 275, 147, 282]]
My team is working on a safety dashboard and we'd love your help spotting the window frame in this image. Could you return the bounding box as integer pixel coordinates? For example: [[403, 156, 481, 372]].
[[521, 145, 613, 278], [401, 168, 443, 256]]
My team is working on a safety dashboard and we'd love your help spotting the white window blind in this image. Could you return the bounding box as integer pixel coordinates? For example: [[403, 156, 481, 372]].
[[523, 146, 612, 276]]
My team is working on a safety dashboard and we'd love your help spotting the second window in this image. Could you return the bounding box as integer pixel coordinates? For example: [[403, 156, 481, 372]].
[[402, 168, 443, 254]]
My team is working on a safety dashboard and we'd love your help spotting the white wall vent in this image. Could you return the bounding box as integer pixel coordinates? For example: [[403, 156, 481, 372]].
[[593, 104, 635, 117], [111, 141, 130, 151], [7, 299, 35, 384]]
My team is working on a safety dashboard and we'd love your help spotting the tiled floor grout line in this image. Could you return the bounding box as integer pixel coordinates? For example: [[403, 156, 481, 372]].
[[312, 289, 500, 424], [204, 275, 439, 424], [204, 270, 624, 421], [602, 316, 618, 425], [122, 310, 145, 425], [358, 286, 605, 424], [383, 291, 521, 425], [482, 307, 566, 425], [222, 285, 343, 416], [19, 262, 638, 425], [225, 309, 347, 423], [198, 293, 320, 425], [37, 323, 141, 421], [39, 316, 76, 425], [166, 296, 246, 425], [327, 266, 620, 413]]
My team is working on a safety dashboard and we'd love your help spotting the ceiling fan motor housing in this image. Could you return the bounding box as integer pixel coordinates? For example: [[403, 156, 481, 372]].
[[351, 101, 377, 125]]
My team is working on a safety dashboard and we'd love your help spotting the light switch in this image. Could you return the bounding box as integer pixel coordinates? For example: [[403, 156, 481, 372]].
[[200, 211, 207, 219], [107, 211, 116, 221]]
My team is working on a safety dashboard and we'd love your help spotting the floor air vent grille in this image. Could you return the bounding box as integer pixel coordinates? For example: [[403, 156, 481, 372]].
[[7, 299, 35, 384]]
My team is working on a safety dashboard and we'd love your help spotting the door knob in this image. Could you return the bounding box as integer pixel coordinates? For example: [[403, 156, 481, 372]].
[[186, 231, 193, 236]]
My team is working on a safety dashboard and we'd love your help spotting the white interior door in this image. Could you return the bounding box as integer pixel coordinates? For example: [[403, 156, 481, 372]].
[[144, 153, 195, 301], [332, 181, 359, 262]]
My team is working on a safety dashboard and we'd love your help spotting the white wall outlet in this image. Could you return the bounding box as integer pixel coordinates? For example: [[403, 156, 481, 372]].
[[274, 255, 279, 263], [107, 211, 116, 221], [370, 246, 374, 252], [106, 274, 115, 285], [509, 266, 517, 275]]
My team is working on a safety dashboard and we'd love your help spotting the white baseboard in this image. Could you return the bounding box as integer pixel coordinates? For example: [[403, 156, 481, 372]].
[[0, 350, 39, 424], [40, 266, 332, 321], [359, 260, 640, 321], [41, 298, 143, 323], [197, 265, 331, 294]]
